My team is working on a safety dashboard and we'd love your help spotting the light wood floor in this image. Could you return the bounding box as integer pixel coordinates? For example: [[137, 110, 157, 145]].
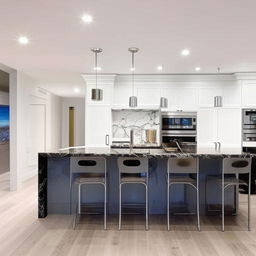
[[1, 173, 256, 256]]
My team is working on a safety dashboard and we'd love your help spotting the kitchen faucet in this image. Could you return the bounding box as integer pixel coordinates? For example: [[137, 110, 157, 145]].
[[130, 129, 134, 153]]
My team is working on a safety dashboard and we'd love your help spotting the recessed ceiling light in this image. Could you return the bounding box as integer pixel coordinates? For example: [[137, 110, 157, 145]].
[[93, 66, 101, 71], [195, 67, 201, 71], [181, 49, 190, 56], [81, 14, 93, 23], [74, 87, 81, 93], [130, 67, 135, 71], [18, 36, 29, 45], [157, 65, 163, 71]]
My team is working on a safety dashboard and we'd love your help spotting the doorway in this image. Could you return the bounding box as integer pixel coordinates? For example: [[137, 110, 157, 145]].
[[0, 70, 10, 176]]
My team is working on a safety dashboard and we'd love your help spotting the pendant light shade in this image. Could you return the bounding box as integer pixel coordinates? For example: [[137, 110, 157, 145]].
[[92, 88, 103, 101], [91, 48, 103, 101], [160, 97, 168, 108], [128, 47, 139, 107]]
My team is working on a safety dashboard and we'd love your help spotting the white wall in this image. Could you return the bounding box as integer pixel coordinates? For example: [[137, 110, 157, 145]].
[[16, 72, 43, 181], [47, 93, 62, 151], [13, 72, 62, 183], [61, 97, 85, 148]]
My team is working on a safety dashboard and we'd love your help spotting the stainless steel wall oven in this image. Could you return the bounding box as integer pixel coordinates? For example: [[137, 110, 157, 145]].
[[161, 112, 197, 153]]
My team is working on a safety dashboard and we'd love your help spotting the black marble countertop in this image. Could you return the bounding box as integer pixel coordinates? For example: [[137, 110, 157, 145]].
[[38, 147, 253, 158]]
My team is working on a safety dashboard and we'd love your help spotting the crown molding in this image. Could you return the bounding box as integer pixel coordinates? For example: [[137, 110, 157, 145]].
[[234, 72, 256, 80], [81, 73, 117, 84]]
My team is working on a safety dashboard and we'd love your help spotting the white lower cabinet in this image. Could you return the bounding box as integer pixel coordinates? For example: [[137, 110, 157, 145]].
[[197, 107, 242, 153], [85, 105, 111, 147]]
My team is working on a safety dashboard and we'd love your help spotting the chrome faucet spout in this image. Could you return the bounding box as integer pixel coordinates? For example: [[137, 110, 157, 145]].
[[130, 129, 134, 153]]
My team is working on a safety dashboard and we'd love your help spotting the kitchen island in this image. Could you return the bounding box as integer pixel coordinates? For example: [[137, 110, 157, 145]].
[[38, 147, 252, 218]]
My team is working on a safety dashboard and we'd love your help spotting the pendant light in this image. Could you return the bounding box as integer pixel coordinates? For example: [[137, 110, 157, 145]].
[[91, 48, 103, 101], [214, 67, 223, 107], [160, 97, 168, 108], [128, 47, 139, 107], [158, 65, 168, 108]]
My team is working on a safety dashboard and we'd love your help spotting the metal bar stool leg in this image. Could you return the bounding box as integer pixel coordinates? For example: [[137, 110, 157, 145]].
[[119, 183, 122, 230], [104, 184, 107, 230], [197, 171, 201, 231], [222, 185, 225, 232], [145, 184, 148, 230], [73, 204, 77, 229], [73, 184, 81, 230], [236, 173, 239, 214], [196, 188, 200, 231], [248, 171, 251, 231], [78, 184, 81, 215], [167, 183, 170, 231]]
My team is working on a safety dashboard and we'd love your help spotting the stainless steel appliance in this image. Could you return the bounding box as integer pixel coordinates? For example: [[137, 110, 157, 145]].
[[161, 111, 197, 134], [161, 112, 197, 153], [243, 109, 256, 143]]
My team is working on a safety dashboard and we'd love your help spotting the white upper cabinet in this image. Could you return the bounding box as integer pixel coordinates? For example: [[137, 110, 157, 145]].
[[137, 87, 161, 107], [113, 86, 131, 108], [222, 82, 241, 107], [242, 82, 256, 107], [82, 74, 116, 106], [110, 75, 242, 110], [198, 81, 241, 108], [197, 107, 242, 153], [163, 87, 198, 111], [198, 87, 222, 107]]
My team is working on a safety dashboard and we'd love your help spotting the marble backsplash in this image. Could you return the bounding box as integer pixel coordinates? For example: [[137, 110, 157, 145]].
[[112, 109, 160, 145]]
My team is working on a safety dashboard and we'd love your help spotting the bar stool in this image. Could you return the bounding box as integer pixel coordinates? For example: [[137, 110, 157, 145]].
[[117, 156, 149, 230], [70, 156, 107, 229], [167, 157, 200, 231], [211, 157, 251, 231]]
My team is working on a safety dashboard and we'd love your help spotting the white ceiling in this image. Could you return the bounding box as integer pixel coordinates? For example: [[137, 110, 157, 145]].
[[0, 0, 256, 95], [32, 70, 85, 97]]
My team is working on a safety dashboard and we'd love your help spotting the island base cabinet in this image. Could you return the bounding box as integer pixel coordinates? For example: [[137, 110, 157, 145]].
[[40, 156, 237, 217]]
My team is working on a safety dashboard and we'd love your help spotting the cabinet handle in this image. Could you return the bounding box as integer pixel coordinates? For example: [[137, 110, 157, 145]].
[[105, 134, 109, 146], [218, 142, 221, 152], [214, 142, 217, 152]]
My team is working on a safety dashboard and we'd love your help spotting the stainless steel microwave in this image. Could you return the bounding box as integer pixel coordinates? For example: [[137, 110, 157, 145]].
[[161, 112, 197, 131]]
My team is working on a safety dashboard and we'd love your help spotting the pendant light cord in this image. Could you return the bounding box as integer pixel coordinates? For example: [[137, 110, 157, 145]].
[[95, 51, 98, 89], [132, 51, 135, 96]]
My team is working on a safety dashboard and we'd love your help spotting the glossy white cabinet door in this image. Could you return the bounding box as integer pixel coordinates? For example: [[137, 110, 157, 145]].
[[113, 86, 131, 107], [85, 105, 111, 147], [197, 108, 217, 152], [242, 82, 256, 107], [198, 87, 222, 108], [163, 87, 198, 111], [217, 108, 242, 150], [137, 87, 161, 107]]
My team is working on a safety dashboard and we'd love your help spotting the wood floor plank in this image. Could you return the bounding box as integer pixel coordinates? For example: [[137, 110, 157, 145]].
[[1, 173, 256, 256]]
